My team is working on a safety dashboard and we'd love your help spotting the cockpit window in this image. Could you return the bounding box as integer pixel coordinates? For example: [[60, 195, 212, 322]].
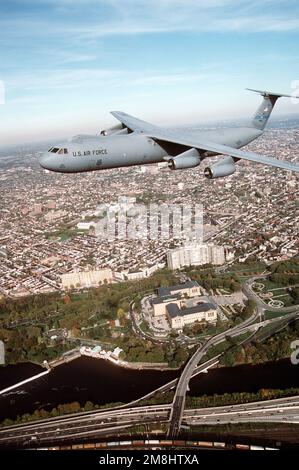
[[48, 147, 68, 154]]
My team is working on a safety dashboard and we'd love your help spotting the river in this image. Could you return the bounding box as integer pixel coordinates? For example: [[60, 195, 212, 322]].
[[0, 357, 299, 422], [0, 358, 178, 422]]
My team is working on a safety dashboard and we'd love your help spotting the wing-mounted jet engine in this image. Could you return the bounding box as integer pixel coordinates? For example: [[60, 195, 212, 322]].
[[204, 156, 236, 179], [167, 148, 201, 170], [100, 123, 128, 136]]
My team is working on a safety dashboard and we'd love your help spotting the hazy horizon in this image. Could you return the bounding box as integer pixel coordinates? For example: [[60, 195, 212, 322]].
[[1, 112, 299, 152]]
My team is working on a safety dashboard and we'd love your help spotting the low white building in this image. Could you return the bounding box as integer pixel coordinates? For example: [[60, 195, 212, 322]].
[[77, 221, 96, 230], [152, 281, 202, 316], [152, 296, 181, 317], [157, 281, 201, 299], [166, 302, 218, 330], [115, 262, 165, 281], [61, 268, 113, 289]]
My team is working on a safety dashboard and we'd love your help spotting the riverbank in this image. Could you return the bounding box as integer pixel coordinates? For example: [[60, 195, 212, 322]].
[[47, 346, 178, 371]]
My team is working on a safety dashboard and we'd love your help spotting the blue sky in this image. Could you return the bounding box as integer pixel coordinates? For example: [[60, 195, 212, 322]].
[[1, 0, 299, 145]]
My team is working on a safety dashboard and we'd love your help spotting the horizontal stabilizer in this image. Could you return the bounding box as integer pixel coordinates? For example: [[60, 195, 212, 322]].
[[246, 88, 299, 99]]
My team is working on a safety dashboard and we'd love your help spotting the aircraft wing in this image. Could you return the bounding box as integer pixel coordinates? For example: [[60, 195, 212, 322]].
[[111, 111, 161, 134], [111, 111, 299, 173], [152, 131, 299, 173]]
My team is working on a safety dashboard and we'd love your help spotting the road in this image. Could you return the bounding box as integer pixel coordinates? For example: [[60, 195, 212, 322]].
[[167, 304, 299, 438], [167, 307, 259, 438], [183, 394, 299, 426], [1, 396, 299, 448], [0, 404, 171, 448]]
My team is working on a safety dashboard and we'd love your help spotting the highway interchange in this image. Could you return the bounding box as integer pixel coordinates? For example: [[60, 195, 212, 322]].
[[1, 275, 298, 448], [1, 396, 299, 448]]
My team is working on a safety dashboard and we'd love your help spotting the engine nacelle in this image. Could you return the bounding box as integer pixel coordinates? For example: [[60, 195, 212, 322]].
[[168, 149, 201, 170], [100, 123, 127, 136], [204, 156, 236, 179]]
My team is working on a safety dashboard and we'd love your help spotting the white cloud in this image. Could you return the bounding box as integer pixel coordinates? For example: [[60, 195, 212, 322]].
[[6, 68, 123, 92], [5, 67, 217, 94]]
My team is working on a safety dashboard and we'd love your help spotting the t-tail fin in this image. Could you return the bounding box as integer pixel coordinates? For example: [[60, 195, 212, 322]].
[[247, 88, 299, 130]]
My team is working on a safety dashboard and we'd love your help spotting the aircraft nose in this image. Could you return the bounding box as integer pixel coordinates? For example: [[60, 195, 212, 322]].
[[39, 152, 53, 170]]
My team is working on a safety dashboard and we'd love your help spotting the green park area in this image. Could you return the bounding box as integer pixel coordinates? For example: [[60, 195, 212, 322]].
[[0, 269, 190, 366], [225, 260, 268, 279], [185, 265, 241, 293], [221, 316, 299, 366], [251, 259, 299, 308], [252, 282, 297, 308], [45, 227, 83, 241], [0, 257, 298, 368]]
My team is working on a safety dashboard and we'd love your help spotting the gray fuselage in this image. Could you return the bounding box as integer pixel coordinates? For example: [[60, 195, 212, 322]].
[[39, 126, 262, 173]]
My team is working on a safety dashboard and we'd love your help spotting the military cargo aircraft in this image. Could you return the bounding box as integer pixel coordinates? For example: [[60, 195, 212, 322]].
[[39, 89, 299, 178]]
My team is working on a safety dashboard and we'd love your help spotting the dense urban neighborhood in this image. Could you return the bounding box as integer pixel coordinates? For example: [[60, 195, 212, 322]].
[[0, 126, 297, 298], [0, 121, 298, 448]]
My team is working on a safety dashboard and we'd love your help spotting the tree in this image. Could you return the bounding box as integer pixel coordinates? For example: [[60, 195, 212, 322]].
[[71, 326, 80, 338], [220, 351, 235, 367], [63, 295, 71, 304], [290, 288, 299, 302], [119, 350, 126, 360], [117, 308, 125, 320], [84, 401, 94, 412]]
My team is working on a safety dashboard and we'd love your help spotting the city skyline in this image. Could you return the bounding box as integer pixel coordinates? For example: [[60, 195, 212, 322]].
[[1, 0, 299, 145]]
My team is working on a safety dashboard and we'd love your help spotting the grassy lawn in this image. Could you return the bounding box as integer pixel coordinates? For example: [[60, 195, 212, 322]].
[[71, 292, 90, 301], [226, 262, 267, 278], [46, 228, 82, 241], [264, 310, 285, 320], [268, 295, 296, 308], [236, 275, 259, 282], [197, 324, 227, 338], [253, 280, 297, 307], [254, 319, 289, 341], [259, 279, 282, 290], [139, 320, 150, 333]]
